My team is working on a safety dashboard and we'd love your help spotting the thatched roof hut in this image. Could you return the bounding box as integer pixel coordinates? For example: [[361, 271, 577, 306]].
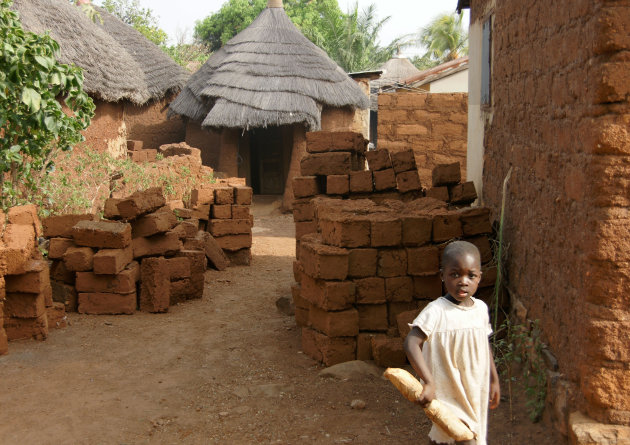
[[11, 0, 188, 105], [169, 0, 369, 131]]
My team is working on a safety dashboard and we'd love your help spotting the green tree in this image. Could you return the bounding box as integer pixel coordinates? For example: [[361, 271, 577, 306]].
[[414, 12, 468, 70], [0, 0, 95, 208], [99, 0, 168, 46]]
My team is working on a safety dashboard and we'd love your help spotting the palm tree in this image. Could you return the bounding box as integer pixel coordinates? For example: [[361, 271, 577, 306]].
[[414, 12, 468, 70]]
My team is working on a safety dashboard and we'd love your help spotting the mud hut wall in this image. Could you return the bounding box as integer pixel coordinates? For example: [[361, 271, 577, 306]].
[[377, 92, 468, 186], [281, 125, 308, 211], [124, 95, 186, 149], [75, 99, 127, 158], [478, 0, 630, 426], [321, 106, 367, 139], [185, 121, 222, 169]]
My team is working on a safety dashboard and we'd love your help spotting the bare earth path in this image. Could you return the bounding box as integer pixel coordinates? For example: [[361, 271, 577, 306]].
[[0, 201, 560, 444]]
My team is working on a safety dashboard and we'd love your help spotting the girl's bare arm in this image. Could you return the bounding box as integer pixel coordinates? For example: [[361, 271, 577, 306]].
[[404, 327, 436, 405]]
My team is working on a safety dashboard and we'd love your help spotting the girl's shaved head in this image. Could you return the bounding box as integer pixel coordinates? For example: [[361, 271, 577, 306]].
[[441, 240, 481, 268]]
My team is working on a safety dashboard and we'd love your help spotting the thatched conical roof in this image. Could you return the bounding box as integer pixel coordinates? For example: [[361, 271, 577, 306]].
[[11, 0, 188, 105], [373, 57, 421, 87], [168, 3, 369, 131]]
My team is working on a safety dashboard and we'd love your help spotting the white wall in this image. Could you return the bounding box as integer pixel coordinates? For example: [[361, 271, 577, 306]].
[[466, 20, 485, 202], [429, 69, 469, 93]]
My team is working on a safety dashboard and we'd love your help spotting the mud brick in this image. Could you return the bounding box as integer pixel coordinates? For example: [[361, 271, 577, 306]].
[[293, 176, 320, 198], [183, 237, 204, 251], [388, 301, 418, 327], [397, 308, 423, 339], [295, 307, 309, 327], [320, 214, 371, 248], [306, 131, 366, 153], [293, 221, 315, 240], [48, 238, 75, 259], [401, 215, 432, 246], [5, 260, 49, 294], [371, 336, 407, 367], [192, 204, 211, 221], [413, 275, 443, 299], [195, 231, 229, 270], [449, 182, 477, 205], [432, 213, 463, 242], [215, 233, 252, 252], [348, 248, 377, 278], [72, 220, 132, 249], [127, 139, 143, 151], [373, 168, 397, 191], [92, 246, 133, 275], [50, 260, 75, 285], [4, 292, 46, 318], [140, 257, 170, 313], [460, 208, 492, 236], [432, 162, 461, 186], [291, 283, 309, 309], [8, 204, 41, 237], [326, 175, 349, 195], [129, 150, 147, 162], [42, 214, 93, 238], [234, 186, 253, 205], [301, 327, 356, 366], [165, 257, 191, 280], [300, 273, 355, 311], [76, 262, 139, 294], [231, 205, 250, 220], [225, 177, 246, 186], [300, 152, 351, 176], [370, 214, 402, 247], [355, 277, 386, 304], [4, 313, 48, 340], [426, 186, 449, 201], [357, 333, 377, 360], [357, 304, 388, 331], [46, 302, 67, 329], [176, 221, 199, 238], [385, 276, 414, 302], [214, 187, 234, 205], [78, 292, 136, 315], [293, 260, 304, 282], [211, 204, 232, 219], [366, 150, 392, 171], [208, 219, 251, 236], [226, 248, 252, 266], [132, 232, 182, 258], [190, 187, 215, 206], [1, 224, 36, 275], [117, 187, 166, 219], [407, 246, 440, 276], [176, 250, 207, 275], [349, 170, 373, 193], [61, 246, 93, 272], [131, 207, 177, 238], [479, 265, 497, 289], [299, 239, 349, 280], [292, 199, 315, 222], [396, 170, 422, 193], [390, 149, 417, 173], [309, 306, 359, 337], [0, 328, 6, 355], [170, 272, 204, 302], [51, 280, 78, 312], [377, 249, 407, 278], [103, 198, 122, 219], [467, 235, 493, 263], [173, 208, 194, 219]]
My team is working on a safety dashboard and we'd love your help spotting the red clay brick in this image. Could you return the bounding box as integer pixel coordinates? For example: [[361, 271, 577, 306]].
[[42, 214, 94, 238], [396, 170, 422, 193], [194, 231, 229, 270], [397, 308, 423, 338], [214, 234, 252, 252], [132, 232, 182, 258], [4, 313, 48, 340], [231, 205, 250, 220], [301, 327, 356, 366], [349, 170, 373, 193], [432, 162, 461, 186], [190, 187, 215, 206], [291, 283, 309, 309], [391, 150, 417, 174], [78, 292, 136, 315], [306, 131, 366, 153], [467, 236, 493, 263], [402, 215, 433, 246], [299, 238, 349, 280], [117, 187, 166, 219], [72, 220, 132, 249], [191, 204, 211, 221], [292, 199, 315, 222], [449, 182, 478, 204], [211, 204, 232, 219], [354, 277, 386, 304], [176, 221, 199, 238], [4, 292, 46, 318], [176, 249, 207, 275], [129, 150, 147, 162], [62, 247, 94, 272], [407, 246, 440, 276], [234, 186, 253, 205], [357, 304, 388, 331], [295, 221, 317, 240], [1, 224, 36, 275], [76, 262, 139, 294], [295, 307, 309, 327], [0, 328, 6, 355], [167, 257, 191, 280], [293, 260, 304, 282], [426, 186, 450, 201], [131, 207, 177, 238], [460, 207, 492, 236], [300, 152, 351, 176], [366, 150, 392, 171], [92, 245, 133, 275], [50, 260, 75, 285], [8, 204, 41, 237], [377, 249, 407, 277], [173, 208, 194, 219], [300, 273, 355, 311], [208, 219, 251, 236], [293, 176, 320, 198], [326, 175, 349, 195], [319, 214, 371, 248], [214, 187, 234, 205], [309, 306, 359, 337], [144, 149, 157, 162], [388, 301, 418, 327], [385, 276, 414, 302], [140, 257, 170, 313], [370, 214, 402, 247], [348, 248, 377, 278], [51, 280, 78, 312], [413, 275, 443, 299], [432, 213, 463, 242], [127, 139, 143, 151], [371, 336, 407, 367], [356, 332, 376, 360], [373, 168, 397, 191], [48, 238, 76, 259], [5, 260, 48, 294], [103, 198, 122, 219]]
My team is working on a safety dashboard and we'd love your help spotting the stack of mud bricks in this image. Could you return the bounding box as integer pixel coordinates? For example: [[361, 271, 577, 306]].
[[126, 140, 157, 163], [45, 187, 209, 316], [186, 178, 254, 266], [425, 162, 478, 205], [292, 131, 423, 243], [0, 205, 67, 355], [292, 196, 496, 367]]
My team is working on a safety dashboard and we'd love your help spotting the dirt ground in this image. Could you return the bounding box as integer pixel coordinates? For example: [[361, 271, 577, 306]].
[[0, 199, 563, 444]]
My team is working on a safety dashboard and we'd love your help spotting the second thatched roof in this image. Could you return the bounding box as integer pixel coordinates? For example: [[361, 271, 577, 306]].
[[168, 2, 369, 131], [11, 0, 188, 105]]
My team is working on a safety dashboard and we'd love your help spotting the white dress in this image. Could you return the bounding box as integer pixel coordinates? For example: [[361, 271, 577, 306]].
[[409, 296, 492, 445]]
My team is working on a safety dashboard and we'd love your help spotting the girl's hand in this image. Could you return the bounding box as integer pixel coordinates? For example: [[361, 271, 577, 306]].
[[415, 382, 436, 406], [489, 380, 501, 409]]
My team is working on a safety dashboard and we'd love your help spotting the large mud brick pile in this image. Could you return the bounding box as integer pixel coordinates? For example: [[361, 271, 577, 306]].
[[292, 196, 497, 367], [425, 162, 478, 206], [0, 205, 67, 355], [292, 132, 423, 243]]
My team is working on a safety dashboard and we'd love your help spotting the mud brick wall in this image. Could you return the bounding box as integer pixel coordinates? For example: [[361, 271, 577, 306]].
[[478, 0, 630, 430], [125, 94, 186, 149], [377, 92, 468, 185]]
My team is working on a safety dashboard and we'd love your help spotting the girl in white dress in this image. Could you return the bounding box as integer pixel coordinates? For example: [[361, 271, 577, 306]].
[[404, 241, 501, 445]]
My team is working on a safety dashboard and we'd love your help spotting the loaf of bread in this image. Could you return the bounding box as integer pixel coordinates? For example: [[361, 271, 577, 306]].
[[383, 367, 475, 441]]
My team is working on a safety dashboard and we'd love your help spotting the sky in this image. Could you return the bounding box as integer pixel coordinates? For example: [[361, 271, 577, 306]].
[[117, 0, 469, 57]]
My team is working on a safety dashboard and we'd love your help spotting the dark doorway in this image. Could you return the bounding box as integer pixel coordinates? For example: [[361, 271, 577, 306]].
[[249, 126, 291, 195]]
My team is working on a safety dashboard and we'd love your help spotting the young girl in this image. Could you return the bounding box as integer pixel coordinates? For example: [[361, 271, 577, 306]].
[[404, 240, 500, 445]]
